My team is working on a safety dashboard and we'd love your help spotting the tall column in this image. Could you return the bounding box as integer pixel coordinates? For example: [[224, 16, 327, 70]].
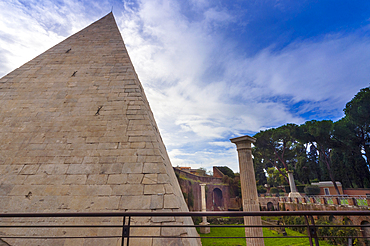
[[287, 172, 302, 198], [199, 183, 210, 234], [231, 135, 264, 246]]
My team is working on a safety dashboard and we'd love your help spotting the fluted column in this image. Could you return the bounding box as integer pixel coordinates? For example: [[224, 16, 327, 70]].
[[231, 135, 264, 246], [199, 183, 210, 234], [200, 184, 207, 220]]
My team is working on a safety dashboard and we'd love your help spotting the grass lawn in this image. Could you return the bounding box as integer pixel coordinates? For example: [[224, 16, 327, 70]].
[[198, 226, 334, 246]]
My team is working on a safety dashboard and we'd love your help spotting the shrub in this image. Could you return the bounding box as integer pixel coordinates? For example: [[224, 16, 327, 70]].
[[296, 185, 306, 193], [257, 185, 267, 194], [270, 187, 279, 194], [283, 185, 291, 193]]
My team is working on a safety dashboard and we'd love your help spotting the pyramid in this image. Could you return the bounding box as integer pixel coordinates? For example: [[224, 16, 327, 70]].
[[0, 13, 200, 246]]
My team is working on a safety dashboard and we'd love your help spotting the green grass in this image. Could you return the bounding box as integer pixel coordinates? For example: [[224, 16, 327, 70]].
[[198, 226, 334, 246]]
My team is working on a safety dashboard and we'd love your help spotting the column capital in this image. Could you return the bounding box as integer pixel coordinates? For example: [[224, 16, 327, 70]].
[[230, 135, 256, 150], [200, 183, 206, 187]]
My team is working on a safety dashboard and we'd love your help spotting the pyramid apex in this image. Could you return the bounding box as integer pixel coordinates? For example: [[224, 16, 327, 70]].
[[0, 8, 200, 246]]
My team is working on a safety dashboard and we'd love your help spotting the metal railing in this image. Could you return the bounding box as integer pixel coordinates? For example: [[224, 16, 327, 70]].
[[279, 195, 369, 206], [0, 211, 369, 246]]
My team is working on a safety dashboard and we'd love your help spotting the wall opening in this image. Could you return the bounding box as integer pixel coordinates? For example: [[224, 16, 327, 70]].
[[212, 188, 223, 211]]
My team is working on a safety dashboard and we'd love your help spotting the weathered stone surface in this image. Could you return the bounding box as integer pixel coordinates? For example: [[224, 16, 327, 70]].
[[112, 184, 143, 195], [142, 174, 158, 184], [150, 194, 164, 209], [164, 194, 181, 208], [107, 174, 127, 184], [0, 12, 199, 246], [153, 238, 183, 246], [86, 174, 108, 185], [127, 173, 144, 183], [151, 209, 176, 223], [144, 184, 165, 195], [119, 195, 151, 210]]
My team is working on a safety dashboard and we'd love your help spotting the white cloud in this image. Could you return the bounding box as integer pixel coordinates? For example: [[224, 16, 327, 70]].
[[1, 0, 370, 172], [116, 0, 370, 171], [0, 0, 102, 76]]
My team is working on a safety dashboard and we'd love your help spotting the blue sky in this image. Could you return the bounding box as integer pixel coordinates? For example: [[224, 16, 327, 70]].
[[1, 0, 370, 172]]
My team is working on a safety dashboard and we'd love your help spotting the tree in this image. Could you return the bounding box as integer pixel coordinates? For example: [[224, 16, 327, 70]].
[[297, 120, 341, 194], [332, 117, 370, 188], [266, 167, 288, 188], [344, 87, 370, 168], [254, 128, 288, 182], [254, 124, 304, 191]]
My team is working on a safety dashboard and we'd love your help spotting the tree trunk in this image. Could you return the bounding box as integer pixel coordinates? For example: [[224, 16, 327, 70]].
[[312, 143, 341, 195]]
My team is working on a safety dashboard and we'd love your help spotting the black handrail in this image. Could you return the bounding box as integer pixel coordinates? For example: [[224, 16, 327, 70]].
[[0, 211, 369, 246]]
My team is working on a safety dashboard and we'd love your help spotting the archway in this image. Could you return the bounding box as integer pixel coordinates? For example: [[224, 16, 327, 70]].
[[212, 188, 223, 211], [267, 202, 274, 211]]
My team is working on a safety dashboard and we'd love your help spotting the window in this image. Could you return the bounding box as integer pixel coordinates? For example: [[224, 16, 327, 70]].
[[324, 188, 330, 195]]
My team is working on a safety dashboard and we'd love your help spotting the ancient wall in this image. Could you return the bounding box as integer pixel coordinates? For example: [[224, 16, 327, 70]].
[[344, 189, 370, 196], [174, 168, 236, 211]]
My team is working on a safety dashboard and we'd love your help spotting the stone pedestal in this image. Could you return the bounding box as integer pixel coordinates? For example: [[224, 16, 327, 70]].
[[287, 172, 302, 198], [199, 221, 211, 234], [231, 135, 265, 246], [199, 183, 210, 234]]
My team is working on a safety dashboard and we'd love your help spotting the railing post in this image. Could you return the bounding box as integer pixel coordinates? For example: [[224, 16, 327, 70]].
[[310, 197, 315, 204], [348, 197, 356, 206], [332, 197, 339, 205], [304, 215, 320, 246], [320, 197, 326, 205], [366, 196, 370, 206], [122, 216, 131, 246]]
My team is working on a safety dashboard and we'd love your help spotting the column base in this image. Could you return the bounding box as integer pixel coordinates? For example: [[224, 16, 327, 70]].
[[199, 221, 211, 234], [288, 192, 302, 198]]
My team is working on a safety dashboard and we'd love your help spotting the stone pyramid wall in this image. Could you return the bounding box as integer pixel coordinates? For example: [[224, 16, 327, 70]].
[[0, 13, 200, 246]]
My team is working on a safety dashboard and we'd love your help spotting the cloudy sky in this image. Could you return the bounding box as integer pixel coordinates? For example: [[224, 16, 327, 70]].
[[1, 0, 370, 172]]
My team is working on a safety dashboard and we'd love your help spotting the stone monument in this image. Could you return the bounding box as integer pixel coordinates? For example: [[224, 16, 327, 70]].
[[231, 135, 264, 246], [0, 13, 200, 246], [288, 171, 302, 198]]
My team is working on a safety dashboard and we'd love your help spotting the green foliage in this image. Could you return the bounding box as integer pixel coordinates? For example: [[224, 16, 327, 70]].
[[296, 185, 306, 193], [270, 187, 279, 194], [188, 188, 194, 209], [192, 216, 201, 225], [283, 216, 359, 246], [198, 225, 334, 246], [195, 168, 207, 176], [316, 217, 359, 246], [266, 167, 288, 187], [182, 192, 188, 200], [222, 174, 241, 197], [304, 185, 320, 195], [216, 166, 235, 178], [257, 185, 267, 194]]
